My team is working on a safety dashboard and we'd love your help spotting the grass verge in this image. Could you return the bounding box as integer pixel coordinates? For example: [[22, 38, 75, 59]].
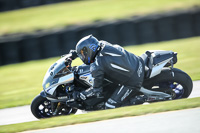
[[0, 0, 200, 35], [0, 97, 200, 133], [0, 36, 200, 109]]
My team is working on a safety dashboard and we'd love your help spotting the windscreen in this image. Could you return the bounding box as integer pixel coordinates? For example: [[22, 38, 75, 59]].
[[42, 55, 73, 91]]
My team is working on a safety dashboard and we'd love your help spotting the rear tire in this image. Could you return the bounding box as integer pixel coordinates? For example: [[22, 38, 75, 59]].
[[143, 68, 193, 98]]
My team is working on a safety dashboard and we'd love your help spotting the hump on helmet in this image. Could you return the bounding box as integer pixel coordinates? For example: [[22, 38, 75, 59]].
[[76, 35, 100, 65]]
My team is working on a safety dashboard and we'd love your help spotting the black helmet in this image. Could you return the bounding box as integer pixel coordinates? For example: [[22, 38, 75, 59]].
[[76, 35, 100, 65]]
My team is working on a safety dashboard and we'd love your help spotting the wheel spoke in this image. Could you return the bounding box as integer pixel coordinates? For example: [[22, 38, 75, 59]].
[[151, 81, 185, 100], [35, 98, 77, 118], [168, 82, 184, 99]]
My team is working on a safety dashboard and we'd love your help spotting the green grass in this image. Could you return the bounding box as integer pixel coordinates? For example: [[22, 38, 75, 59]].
[[0, 0, 200, 35], [0, 36, 200, 109], [0, 97, 200, 133]]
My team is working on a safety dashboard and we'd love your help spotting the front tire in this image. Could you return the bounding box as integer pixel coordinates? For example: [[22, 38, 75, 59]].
[[31, 95, 53, 119], [143, 68, 193, 99], [31, 95, 77, 119]]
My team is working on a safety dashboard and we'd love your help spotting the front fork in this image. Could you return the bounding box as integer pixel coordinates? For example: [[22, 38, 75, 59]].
[[40, 91, 63, 116], [52, 102, 62, 116]]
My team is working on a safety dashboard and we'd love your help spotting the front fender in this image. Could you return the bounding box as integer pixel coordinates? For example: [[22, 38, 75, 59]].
[[40, 90, 47, 98]]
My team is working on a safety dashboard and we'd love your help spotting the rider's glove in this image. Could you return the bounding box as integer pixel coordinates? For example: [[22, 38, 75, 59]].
[[79, 87, 103, 100], [69, 50, 78, 60], [72, 91, 80, 101], [61, 50, 77, 59]]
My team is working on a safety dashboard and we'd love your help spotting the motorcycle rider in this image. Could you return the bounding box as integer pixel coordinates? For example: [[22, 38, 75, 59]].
[[68, 35, 146, 109]]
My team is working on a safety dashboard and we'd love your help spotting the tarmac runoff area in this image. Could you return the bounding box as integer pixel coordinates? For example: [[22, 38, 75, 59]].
[[0, 81, 200, 126]]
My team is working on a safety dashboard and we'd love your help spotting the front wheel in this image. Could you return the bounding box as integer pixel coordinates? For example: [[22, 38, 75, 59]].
[[143, 68, 193, 99], [31, 95, 77, 119]]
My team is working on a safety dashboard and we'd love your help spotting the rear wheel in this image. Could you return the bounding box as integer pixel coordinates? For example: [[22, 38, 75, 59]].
[[31, 95, 77, 119], [143, 68, 193, 99]]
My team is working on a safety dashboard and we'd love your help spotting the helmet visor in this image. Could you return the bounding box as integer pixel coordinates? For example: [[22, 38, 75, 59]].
[[77, 49, 86, 62]]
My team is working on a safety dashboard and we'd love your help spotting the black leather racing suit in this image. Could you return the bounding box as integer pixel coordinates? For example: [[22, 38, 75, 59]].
[[90, 41, 145, 108]]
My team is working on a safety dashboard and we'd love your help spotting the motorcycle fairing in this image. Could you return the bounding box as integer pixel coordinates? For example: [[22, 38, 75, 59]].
[[77, 64, 90, 75], [42, 55, 74, 95], [141, 50, 176, 78], [150, 58, 172, 78], [79, 73, 94, 87]]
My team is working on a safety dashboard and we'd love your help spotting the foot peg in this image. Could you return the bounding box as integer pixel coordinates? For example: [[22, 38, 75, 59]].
[[130, 95, 147, 105]]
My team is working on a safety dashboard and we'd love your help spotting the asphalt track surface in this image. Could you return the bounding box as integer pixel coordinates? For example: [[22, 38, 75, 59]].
[[0, 81, 199, 126], [23, 108, 200, 133]]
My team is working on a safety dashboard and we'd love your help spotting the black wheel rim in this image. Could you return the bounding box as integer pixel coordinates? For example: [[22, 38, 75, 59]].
[[151, 81, 185, 99], [169, 82, 184, 99], [37, 100, 52, 118], [36, 99, 77, 118]]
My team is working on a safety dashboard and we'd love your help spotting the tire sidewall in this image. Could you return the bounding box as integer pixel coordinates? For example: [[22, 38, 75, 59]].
[[31, 95, 78, 119], [143, 68, 193, 98], [31, 95, 49, 119]]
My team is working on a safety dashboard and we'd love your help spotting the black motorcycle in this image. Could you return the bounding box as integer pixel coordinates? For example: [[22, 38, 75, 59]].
[[31, 50, 193, 119]]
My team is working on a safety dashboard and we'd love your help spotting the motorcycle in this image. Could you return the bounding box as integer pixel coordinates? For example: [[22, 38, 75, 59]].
[[31, 50, 193, 119]]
